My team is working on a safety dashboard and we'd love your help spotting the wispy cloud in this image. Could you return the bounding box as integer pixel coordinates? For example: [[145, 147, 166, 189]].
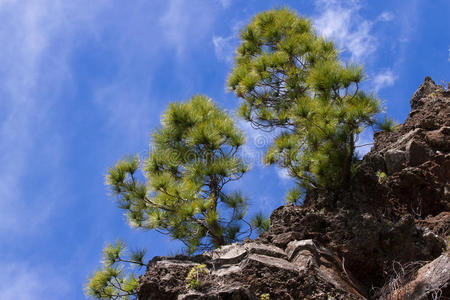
[[0, 262, 69, 299], [314, 0, 386, 62], [276, 167, 290, 181], [236, 119, 271, 168], [0, 1, 81, 233], [0, 2, 107, 299], [212, 35, 235, 63], [372, 69, 398, 92], [377, 11, 394, 22], [234, 118, 293, 184], [160, 0, 216, 58], [212, 20, 243, 64]]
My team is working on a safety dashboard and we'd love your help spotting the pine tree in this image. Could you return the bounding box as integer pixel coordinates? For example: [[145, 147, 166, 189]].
[[86, 95, 266, 299], [106, 95, 250, 253], [228, 8, 381, 202], [85, 241, 145, 299]]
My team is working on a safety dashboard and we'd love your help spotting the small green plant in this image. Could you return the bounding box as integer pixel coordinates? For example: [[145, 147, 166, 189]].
[[376, 170, 388, 184], [251, 212, 271, 234], [285, 188, 302, 204], [376, 116, 398, 132], [260, 293, 271, 300], [186, 264, 209, 290]]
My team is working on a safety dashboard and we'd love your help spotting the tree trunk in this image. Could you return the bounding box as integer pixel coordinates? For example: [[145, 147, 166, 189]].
[[209, 174, 225, 247]]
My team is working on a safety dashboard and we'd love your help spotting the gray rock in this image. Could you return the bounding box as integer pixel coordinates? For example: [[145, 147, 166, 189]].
[[285, 239, 317, 261], [384, 149, 406, 174], [209, 242, 286, 266], [242, 253, 299, 273], [209, 244, 247, 265]]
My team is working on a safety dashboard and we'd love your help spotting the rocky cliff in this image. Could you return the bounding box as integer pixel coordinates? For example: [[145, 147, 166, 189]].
[[137, 78, 450, 300]]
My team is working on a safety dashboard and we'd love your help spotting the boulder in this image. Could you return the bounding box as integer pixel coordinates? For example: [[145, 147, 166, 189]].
[[384, 149, 406, 174]]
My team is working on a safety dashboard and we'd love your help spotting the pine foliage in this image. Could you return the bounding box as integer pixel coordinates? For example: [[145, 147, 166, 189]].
[[251, 212, 271, 234], [87, 7, 388, 299], [85, 241, 145, 299], [376, 115, 398, 132], [228, 8, 381, 200], [106, 95, 249, 253]]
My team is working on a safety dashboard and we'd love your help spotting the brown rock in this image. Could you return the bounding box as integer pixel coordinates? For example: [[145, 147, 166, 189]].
[[138, 78, 450, 299], [417, 212, 450, 238], [405, 140, 430, 166], [426, 126, 450, 151]]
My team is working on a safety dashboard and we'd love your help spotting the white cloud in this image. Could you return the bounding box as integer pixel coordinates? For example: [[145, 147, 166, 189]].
[[313, 0, 377, 62], [0, 263, 69, 300], [377, 11, 394, 22], [0, 0, 218, 236], [237, 119, 266, 167], [276, 168, 290, 181], [0, 2, 168, 297], [212, 35, 235, 63], [0, 1, 77, 233], [234, 117, 278, 169], [212, 20, 244, 63], [0, 0, 119, 234], [160, 0, 215, 57], [235, 117, 295, 185], [372, 69, 398, 92]]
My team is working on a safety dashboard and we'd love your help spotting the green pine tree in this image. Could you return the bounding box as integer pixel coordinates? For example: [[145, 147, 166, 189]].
[[86, 95, 271, 299], [228, 8, 381, 202], [107, 95, 250, 253], [85, 241, 145, 299]]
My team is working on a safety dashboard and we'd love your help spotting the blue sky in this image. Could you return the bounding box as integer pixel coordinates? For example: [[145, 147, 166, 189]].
[[0, 0, 448, 298]]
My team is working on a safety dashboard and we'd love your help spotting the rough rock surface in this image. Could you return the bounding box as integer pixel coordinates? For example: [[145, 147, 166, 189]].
[[385, 252, 450, 300], [138, 78, 449, 299], [356, 77, 450, 219], [139, 241, 365, 299]]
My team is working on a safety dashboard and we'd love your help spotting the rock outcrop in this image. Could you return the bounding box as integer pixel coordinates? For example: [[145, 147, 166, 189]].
[[138, 78, 449, 300]]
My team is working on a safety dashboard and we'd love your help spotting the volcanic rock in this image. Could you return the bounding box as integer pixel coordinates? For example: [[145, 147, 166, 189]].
[[138, 77, 449, 299]]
